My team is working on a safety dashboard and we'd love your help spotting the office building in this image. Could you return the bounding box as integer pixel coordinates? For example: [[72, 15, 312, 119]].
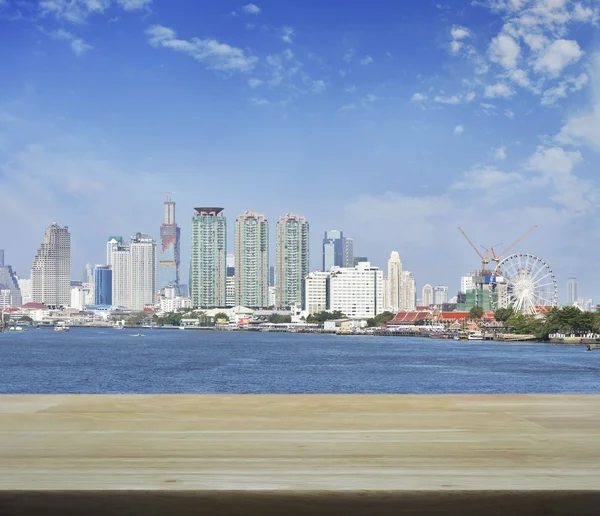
[[304, 270, 330, 314], [190, 207, 227, 308], [158, 195, 181, 292], [329, 262, 384, 319], [129, 233, 157, 311], [322, 230, 344, 271], [0, 261, 22, 309], [353, 256, 368, 266], [433, 285, 449, 306], [566, 278, 578, 306], [18, 278, 32, 305], [343, 237, 354, 268], [275, 213, 309, 308], [235, 211, 269, 308], [94, 265, 112, 306], [422, 284, 434, 307], [31, 223, 71, 307]]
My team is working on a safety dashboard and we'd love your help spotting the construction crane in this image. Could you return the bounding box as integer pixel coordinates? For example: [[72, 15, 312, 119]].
[[490, 225, 538, 267], [457, 226, 490, 275]]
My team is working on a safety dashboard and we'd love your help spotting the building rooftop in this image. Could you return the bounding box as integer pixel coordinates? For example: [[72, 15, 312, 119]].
[[194, 207, 224, 216]]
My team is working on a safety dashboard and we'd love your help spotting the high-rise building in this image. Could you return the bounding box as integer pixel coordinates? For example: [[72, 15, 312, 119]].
[[82, 263, 94, 285], [31, 223, 71, 307], [422, 284, 434, 307], [461, 274, 475, 293], [329, 262, 384, 318], [235, 211, 269, 308], [0, 249, 4, 266], [106, 236, 124, 266], [401, 271, 416, 311], [343, 237, 354, 268], [111, 240, 130, 308], [18, 278, 32, 305], [433, 286, 448, 306], [387, 251, 402, 312], [269, 265, 275, 287], [94, 265, 112, 306], [304, 270, 330, 315], [0, 261, 22, 309], [158, 194, 181, 292], [566, 278, 578, 306], [322, 230, 344, 271], [190, 207, 227, 308], [353, 256, 368, 266], [129, 233, 157, 311], [275, 213, 309, 308]]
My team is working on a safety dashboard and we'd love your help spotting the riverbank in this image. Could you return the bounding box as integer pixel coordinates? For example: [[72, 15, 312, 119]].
[[1, 395, 599, 515]]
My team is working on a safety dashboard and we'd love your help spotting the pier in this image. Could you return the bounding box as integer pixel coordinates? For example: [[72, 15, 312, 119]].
[[1, 395, 599, 515]]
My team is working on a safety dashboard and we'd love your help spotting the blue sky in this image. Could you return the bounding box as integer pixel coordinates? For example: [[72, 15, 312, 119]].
[[1, 0, 599, 301]]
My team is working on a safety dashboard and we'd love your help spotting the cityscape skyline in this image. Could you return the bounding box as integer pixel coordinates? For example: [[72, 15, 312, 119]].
[[1, 1, 599, 300]]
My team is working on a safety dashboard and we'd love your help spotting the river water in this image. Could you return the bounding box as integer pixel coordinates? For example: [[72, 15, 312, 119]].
[[0, 327, 599, 394]]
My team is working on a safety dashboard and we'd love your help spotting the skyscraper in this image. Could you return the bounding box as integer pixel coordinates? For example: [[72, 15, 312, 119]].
[[433, 286, 448, 306], [235, 211, 269, 308], [190, 207, 227, 308], [31, 223, 71, 307], [110, 239, 130, 308], [387, 251, 402, 312], [322, 230, 343, 271], [158, 194, 181, 292], [566, 278, 578, 305], [342, 237, 354, 268], [275, 213, 309, 308], [0, 258, 22, 309], [422, 284, 434, 307], [129, 233, 157, 311], [0, 249, 4, 266], [94, 265, 112, 306], [106, 236, 124, 266]]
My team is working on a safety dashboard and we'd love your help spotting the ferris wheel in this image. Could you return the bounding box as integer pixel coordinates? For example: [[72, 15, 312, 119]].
[[489, 253, 559, 314]]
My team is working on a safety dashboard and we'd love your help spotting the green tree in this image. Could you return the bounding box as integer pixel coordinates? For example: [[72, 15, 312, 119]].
[[268, 313, 292, 324], [214, 312, 229, 323], [469, 306, 484, 320], [306, 311, 345, 325], [366, 311, 396, 328], [494, 307, 514, 323], [125, 312, 147, 326]]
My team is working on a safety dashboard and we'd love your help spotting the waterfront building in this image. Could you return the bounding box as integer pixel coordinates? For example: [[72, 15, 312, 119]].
[[94, 265, 112, 306], [304, 270, 330, 315], [190, 207, 227, 308], [70, 285, 89, 311], [158, 195, 181, 292], [433, 285, 449, 306], [160, 295, 191, 313], [343, 237, 354, 268], [322, 230, 344, 272], [0, 262, 22, 309], [31, 223, 71, 307], [566, 278, 578, 306], [329, 262, 384, 319], [18, 278, 32, 305], [235, 211, 269, 308], [422, 284, 434, 307], [111, 240, 130, 309], [106, 236, 124, 266], [275, 213, 309, 308], [130, 233, 157, 311]]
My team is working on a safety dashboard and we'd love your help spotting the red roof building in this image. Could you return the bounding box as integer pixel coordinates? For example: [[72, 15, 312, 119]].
[[21, 302, 47, 310]]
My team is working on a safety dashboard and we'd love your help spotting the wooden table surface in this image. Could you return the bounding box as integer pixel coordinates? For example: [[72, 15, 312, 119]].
[[1, 394, 599, 492]]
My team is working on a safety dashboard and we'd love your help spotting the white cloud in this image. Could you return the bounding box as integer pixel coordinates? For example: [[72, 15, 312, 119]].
[[534, 39, 583, 76], [345, 85, 357, 93], [339, 103, 357, 111], [411, 92, 427, 102], [489, 34, 520, 69], [451, 25, 470, 41], [343, 49, 354, 63], [452, 167, 520, 190], [541, 73, 588, 105], [491, 146, 508, 160], [116, 0, 152, 10], [312, 80, 326, 93], [526, 146, 582, 176], [247, 77, 263, 88], [47, 28, 93, 56], [434, 95, 461, 105], [249, 96, 268, 106], [507, 68, 530, 87], [360, 55, 373, 66], [242, 3, 260, 14], [505, 109, 515, 118], [484, 82, 514, 98], [454, 125, 464, 135], [146, 24, 257, 73], [281, 26, 294, 43]]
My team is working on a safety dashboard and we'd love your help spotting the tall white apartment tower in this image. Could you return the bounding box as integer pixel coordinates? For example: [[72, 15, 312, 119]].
[[422, 284, 434, 307], [31, 223, 71, 307], [387, 251, 402, 312], [129, 233, 157, 311], [106, 236, 124, 266], [111, 241, 130, 309], [234, 211, 269, 308], [275, 213, 309, 308]]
